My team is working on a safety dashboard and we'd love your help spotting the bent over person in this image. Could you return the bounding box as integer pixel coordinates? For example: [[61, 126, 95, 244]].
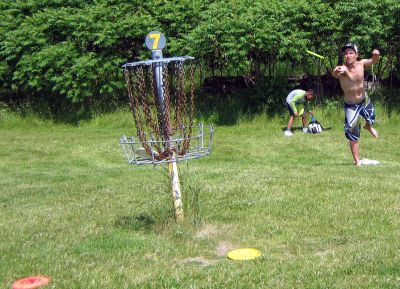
[[284, 88, 315, 136], [332, 43, 380, 166]]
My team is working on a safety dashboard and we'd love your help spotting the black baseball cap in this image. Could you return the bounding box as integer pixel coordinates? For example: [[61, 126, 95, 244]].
[[342, 43, 358, 53]]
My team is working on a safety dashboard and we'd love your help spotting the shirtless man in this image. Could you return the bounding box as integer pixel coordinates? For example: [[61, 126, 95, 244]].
[[332, 43, 380, 166]]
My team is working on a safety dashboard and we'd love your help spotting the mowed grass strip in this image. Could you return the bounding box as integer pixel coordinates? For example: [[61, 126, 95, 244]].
[[1, 106, 399, 288]]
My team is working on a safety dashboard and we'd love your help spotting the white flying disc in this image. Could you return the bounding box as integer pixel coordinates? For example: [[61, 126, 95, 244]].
[[134, 147, 159, 159], [360, 158, 380, 165]]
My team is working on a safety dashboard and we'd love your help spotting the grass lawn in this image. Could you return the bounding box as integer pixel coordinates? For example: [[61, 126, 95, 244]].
[[1, 105, 400, 288]]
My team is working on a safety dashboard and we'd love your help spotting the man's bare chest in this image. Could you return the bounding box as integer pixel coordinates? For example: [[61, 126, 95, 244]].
[[345, 65, 364, 82]]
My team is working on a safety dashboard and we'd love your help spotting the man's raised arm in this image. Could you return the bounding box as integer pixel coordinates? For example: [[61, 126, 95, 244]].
[[363, 49, 381, 67]]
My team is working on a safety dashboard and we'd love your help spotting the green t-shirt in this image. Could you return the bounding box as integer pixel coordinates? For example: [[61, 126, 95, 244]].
[[286, 90, 312, 113]]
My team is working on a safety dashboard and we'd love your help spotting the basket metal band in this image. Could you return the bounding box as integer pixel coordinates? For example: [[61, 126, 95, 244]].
[[120, 124, 214, 165], [123, 56, 194, 68]]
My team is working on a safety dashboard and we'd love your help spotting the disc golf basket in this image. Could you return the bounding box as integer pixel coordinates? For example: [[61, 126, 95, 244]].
[[120, 31, 214, 222]]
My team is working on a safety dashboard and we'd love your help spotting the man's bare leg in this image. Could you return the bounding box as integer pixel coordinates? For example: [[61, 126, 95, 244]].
[[363, 122, 378, 138], [286, 116, 294, 130], [302, 115, 307, 128], [350, 140, 361, 166]]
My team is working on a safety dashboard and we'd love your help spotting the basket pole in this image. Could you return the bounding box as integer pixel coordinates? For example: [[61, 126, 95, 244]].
[[168, 153, 184, 222], [152, 47, 184, 221]]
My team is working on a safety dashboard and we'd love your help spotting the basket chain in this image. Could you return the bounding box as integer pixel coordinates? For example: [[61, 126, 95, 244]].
[[124, 59, 197, 161], [183, 61, 196, 154]]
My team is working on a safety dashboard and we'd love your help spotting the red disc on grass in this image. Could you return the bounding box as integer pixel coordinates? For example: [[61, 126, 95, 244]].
[[12, 276, 50, 289]]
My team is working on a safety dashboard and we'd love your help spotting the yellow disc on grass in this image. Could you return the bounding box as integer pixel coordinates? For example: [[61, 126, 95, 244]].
[[227, 248, 262, 260]]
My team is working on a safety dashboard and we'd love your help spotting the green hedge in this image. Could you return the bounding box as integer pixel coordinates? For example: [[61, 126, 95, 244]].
[[1, 0, 399, 109]]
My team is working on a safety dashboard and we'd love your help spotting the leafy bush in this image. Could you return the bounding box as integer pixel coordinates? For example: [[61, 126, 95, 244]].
[[1, 0, 400, 118]]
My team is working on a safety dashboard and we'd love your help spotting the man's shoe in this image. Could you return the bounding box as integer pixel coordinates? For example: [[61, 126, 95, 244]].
[[284, 130, 293, 137]]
